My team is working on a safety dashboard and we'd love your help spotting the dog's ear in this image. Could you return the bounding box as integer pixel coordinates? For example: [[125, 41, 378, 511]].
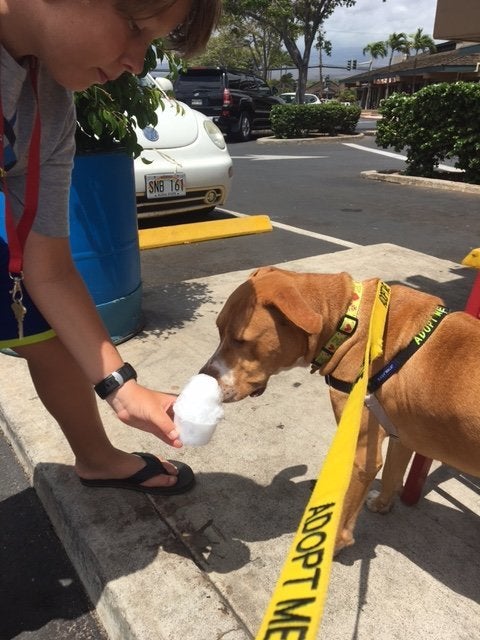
[[249, 266, 278, 279], [267, 287, 323, 335]]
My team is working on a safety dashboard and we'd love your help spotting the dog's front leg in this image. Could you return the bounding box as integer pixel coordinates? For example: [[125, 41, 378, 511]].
[[366, 438, 413, 513], [334, 409, 386, 554]]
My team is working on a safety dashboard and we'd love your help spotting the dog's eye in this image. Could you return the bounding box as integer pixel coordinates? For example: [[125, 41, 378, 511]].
[[232, 337, 246, 346]]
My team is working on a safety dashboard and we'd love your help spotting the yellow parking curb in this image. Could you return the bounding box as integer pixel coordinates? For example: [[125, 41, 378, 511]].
[[138, 214, 272, 250]]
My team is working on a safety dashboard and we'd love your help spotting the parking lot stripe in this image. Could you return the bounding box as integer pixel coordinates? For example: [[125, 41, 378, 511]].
[[218, 208, 360, 249], [343, 143, 462, 172]]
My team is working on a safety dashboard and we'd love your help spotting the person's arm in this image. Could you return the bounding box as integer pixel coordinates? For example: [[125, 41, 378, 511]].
[[22, 229, 182, 448]]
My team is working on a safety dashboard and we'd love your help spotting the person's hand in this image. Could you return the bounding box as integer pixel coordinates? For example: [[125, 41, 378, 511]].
[[106, 381, 182, 448]]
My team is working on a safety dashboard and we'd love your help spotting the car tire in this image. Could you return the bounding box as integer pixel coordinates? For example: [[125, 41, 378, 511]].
[[234, 112, 252, 142]]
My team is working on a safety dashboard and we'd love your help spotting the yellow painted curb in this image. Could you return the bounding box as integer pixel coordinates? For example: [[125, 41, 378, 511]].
[[138, 214, 272, 250]]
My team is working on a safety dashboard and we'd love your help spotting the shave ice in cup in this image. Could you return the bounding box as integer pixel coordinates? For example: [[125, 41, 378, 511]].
[[174, 374, 224, 446]]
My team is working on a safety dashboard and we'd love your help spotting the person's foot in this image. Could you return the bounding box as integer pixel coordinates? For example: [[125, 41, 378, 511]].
[[75, 450, 179, 489], [77, 451, 195, 495]]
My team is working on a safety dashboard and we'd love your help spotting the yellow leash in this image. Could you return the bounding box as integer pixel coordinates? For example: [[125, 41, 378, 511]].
[[255, 280, 391, 640]]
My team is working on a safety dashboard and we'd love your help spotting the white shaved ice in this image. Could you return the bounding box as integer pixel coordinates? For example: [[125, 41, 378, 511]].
[[173, 374, 224, 446]]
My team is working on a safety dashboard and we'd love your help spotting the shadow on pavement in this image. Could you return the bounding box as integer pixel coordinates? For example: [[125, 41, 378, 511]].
[[337, 464, 480, 605], [0, 486, 107, 640]]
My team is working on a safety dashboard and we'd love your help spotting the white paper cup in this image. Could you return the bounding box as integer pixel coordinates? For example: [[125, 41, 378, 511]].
[[174, 414, 217, 446]]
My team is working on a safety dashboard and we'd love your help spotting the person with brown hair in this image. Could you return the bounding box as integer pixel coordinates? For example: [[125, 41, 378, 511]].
[[0, 0, 221, 494]]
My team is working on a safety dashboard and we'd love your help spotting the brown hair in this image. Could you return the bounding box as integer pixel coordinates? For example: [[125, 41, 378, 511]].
[[115, 0, 222, 57]]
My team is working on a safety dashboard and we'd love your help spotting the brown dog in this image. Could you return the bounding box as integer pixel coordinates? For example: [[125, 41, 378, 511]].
[[200, 266, 480, 552]]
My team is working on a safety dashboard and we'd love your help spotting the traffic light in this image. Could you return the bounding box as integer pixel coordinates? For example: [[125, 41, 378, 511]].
[[347, 60, 352, 71], [352, 59, 357, 70]]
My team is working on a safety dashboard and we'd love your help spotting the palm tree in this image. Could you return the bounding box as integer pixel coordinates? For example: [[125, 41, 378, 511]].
[[409, 28, 437, 93], [362, 40, 388, 108], [385, 32, 410, 97], [316, 29, 332, 95], [410, 28, 437, 57], [386, 32, 409, 66]]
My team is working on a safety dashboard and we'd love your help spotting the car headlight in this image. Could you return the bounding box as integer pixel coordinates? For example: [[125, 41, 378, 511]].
[[204, 120, 226, 149]]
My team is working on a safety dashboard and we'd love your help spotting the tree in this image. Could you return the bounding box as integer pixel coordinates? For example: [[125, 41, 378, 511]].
[[362, 40, 387, 109], [363, 40, 388, 71], [243, 20, 292, 80], [190, 16, 291, 80], [316, 28, 332, 91], [386, 32, 410, 67], [270, 72, 296, 93], [224, 0, 356, 103], [409, 28, 437, 57], [408, 28, 436, 93], [385, 32, 409, 97], [337, 88, 357, 103], [189, 22, 253, 69]]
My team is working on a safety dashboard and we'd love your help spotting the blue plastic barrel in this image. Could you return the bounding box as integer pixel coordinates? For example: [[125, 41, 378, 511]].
[[69, 152, 143, 344]]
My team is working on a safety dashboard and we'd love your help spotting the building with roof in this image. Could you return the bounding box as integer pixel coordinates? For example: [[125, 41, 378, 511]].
[[342, 0, 480, 109], [343, 42, 480, 109]]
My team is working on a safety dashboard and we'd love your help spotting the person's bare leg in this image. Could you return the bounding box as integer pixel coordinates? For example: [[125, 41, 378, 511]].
[[16, 337, 179, 488]]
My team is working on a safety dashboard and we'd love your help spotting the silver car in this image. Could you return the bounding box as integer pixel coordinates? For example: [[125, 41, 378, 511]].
[[134, 75, 233, 218]]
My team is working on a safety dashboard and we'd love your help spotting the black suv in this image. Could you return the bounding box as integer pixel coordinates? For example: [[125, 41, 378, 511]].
[[173, 67, 283, 141]]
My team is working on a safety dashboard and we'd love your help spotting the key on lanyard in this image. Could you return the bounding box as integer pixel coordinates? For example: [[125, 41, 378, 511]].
[[9, 275, 27, 339]]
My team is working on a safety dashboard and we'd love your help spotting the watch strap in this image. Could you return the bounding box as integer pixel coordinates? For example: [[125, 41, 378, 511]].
[[94, 363, 137, 399]]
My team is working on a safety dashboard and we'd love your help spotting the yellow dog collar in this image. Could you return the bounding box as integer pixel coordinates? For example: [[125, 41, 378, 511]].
[[310, 281, 363, 373]]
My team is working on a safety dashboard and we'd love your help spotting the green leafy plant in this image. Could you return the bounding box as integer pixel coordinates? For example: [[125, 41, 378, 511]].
[[74, 43, 183, 158], [376, 82, 480, 183], [270, 102, 361, 139]]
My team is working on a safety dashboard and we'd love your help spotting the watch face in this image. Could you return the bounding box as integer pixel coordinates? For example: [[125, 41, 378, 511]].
[[111, 370, 125, 386]]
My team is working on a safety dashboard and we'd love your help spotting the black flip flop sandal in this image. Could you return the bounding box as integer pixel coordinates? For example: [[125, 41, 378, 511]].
[[79, 452, 195, 495]]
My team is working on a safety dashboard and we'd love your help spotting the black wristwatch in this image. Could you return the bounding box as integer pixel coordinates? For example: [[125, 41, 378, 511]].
[[94, 363, 137, 399]]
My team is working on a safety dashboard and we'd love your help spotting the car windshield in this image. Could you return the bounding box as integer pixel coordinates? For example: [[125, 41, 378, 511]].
[[174, 73, 223, 92]]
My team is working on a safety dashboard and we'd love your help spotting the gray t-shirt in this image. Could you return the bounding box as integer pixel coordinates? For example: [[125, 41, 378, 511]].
[[1, 46, 76, 237]]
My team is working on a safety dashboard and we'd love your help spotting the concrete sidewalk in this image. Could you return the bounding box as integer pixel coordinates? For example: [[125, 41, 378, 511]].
[[1, 243, 480, 640]]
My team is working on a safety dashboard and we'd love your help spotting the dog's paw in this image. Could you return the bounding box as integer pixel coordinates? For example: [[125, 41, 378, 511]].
[[366, 489, 394, 514], [334, 530, 355, 555]]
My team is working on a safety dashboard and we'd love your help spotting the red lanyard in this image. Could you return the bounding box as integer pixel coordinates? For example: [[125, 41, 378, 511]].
[[0, 57, 41, 278]]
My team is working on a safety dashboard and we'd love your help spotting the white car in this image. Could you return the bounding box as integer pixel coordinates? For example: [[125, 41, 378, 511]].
[[280, 92, 323, 104], [134, 75, 233, 218]]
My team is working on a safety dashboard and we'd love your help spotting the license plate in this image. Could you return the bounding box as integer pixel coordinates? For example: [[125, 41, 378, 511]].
[[145, 173, 186, 200], [191, 98, 203, 106]]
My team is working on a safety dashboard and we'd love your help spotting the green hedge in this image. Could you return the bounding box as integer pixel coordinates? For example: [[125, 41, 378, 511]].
[[270, 102, 361, 139], [376, 82, 480, 183]]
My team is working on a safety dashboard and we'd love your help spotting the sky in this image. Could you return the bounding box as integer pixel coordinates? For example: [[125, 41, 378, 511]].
[[314, 0, 440, 77], [155, 0, 441, 80]]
